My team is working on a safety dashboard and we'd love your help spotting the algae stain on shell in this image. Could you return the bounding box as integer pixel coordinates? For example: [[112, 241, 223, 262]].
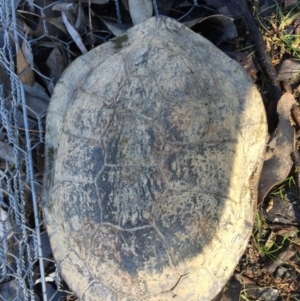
[[112, 34, 129, 49]]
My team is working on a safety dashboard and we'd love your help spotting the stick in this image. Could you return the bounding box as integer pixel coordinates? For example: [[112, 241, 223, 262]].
[[237, 0, 281, 106]]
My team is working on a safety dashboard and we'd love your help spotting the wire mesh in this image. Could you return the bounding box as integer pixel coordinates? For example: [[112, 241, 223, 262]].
[[0, 0, 73, 299]]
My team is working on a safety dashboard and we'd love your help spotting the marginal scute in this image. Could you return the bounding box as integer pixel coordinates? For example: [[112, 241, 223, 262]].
[[43, 16, 268, 301]]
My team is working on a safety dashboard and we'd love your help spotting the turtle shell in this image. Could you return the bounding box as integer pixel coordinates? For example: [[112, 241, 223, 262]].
[[43, 16, 267, 301]]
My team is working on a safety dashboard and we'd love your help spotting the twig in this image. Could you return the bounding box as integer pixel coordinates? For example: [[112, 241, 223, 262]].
[[237, 0, 281, 106]]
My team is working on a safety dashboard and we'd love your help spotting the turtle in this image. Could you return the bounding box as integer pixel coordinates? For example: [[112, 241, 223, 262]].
[[43, 16, 267, 301]]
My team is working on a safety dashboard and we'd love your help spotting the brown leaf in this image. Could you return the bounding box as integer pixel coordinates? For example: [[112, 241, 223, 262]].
[[17, 48, 35, 86], [266, 249, 296, 273], [258, 92, 296, 203], [276, 226, 298, 237]]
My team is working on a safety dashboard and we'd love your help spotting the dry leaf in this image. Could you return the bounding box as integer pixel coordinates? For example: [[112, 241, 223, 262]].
[[0, 142, 17, 165], [47, 17, 68, 35], [17, 47, 35, 86], [62, 12, 87, 54], [266, 249, 296, 273], [277, 59, 300, 83], [100, 17, 131, 36], [75, 3, 84, 32], [18, 0, 64, 38], [205, 0, 243, 19], [24, 82, 50, 116], [47, 46, 67, 82], [0, 63, 11, 93], [52, 2, 75, 12], [219, 274, 242, 301], [183, 15, 237, 45], [284, 0, 299, 9], [128, 0, 153, 25], [258, 92, 296, 203], [122, 0, 129, 10]]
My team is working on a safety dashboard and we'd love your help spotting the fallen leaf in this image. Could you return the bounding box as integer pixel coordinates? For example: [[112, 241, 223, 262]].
[[218, 274, 242, 301], [0, 207, 12, 238], [52, 2, 75, 12], [122, 0, 129, 10], [205, 0, 243, 19], [100, 17, 131, 36], [46, 46, 67, 82], [264, 230, 277, 250], [258, 0, 277, 17], [46, 17, 68, 34], [284, 0, 299, 9], [24, 82, 50, 116], [0, 63, 11, 94], [17, 47, 35, 86], [75, 2, 85, 32], [18, 0, 65, 39], [0, 142, 18, 165], [128, 0, 153, 25], [226, 51, 260, 81], [53, 2, 84, 33], [62, 12, 87, 54], [184, 15, 237, 45], [277, 59, 300, 83], [264, 196, 300, 224], [266, 249, 296, 273], [258, 92, 296, 203], [0, 279, 24, 300], [276, 226, 298, 237]]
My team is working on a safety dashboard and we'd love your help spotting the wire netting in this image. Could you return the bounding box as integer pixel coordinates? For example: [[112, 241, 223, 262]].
[[0, 0, 59, 299]]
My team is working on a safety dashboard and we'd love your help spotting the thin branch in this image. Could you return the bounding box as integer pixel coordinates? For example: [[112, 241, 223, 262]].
[[238, 0, 281, 106]]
